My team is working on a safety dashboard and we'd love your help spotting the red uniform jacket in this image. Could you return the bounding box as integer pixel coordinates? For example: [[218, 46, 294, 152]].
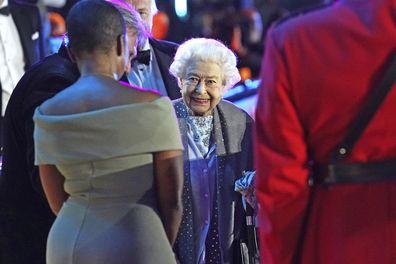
[[255, 0, 396, 263]]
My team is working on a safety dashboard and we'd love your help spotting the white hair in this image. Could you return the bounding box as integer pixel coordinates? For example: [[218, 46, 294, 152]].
[[169, 38, 241, 90], [106, 0, 149, 48], [150, 0, 158, 16]]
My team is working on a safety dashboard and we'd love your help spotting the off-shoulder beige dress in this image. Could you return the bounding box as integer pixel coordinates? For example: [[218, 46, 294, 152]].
[[34, 97, 182, 264]]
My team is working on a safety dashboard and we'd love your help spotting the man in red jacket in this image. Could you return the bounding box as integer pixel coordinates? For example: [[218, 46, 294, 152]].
[[255, 0, 396, 263]]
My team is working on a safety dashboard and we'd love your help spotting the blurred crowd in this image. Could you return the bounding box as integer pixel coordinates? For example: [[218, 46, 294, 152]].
[[36, 0, 330, 80]]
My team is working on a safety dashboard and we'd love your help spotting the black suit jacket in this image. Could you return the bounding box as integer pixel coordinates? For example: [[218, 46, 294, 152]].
[[149, 38, 181, 99], [0, 45, 79, 264], [10, 0, 44, 70], [0, 0, 45, 137]]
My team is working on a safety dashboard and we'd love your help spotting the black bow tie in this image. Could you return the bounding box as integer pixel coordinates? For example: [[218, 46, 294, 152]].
[[132, 49, 150, 66], [0, 6, 10, 16]]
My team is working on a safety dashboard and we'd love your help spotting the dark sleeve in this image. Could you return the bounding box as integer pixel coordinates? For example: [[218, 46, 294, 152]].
[[37, 9, 45, 60], [243, 115, 255, 171], [12, 1, 46, 66], [31, 3, 45, 60], [239, 114, 255, 208]]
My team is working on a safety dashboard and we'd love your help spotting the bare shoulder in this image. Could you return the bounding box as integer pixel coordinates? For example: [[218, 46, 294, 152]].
[[139, 90, 161, 103], [118, 82, 161, 103], [39, 84, 78, 115]]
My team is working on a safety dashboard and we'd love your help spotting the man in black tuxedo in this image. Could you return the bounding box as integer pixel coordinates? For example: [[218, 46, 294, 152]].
[[0, 0, 44, 140], [0, 43, 78, 264], [126, 0, 180, 99]]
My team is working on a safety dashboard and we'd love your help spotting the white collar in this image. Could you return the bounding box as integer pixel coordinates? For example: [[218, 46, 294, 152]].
[[1, 0, 8, 8], [141, 39, 150, 51]]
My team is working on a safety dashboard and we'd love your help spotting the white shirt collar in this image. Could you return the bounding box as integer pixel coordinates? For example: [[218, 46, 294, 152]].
[[142, 39, 150, 51], [1, 0, 8, 8]]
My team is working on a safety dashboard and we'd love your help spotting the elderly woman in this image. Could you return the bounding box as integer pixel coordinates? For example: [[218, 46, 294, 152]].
[[170, 38, 254, 264]]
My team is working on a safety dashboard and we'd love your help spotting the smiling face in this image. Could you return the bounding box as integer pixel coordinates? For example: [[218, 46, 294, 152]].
[[180, 60, 225, 116]]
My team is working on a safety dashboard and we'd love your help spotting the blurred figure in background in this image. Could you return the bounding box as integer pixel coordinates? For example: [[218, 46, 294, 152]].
[[255, 0, 396, 264], [36, 0, 67, 55], [46, 0, 79, 20], [196, 4, 265, 81], [232, 7, 264, 80], [46, 11, 66, 53], [0, 0, 44, 144], [254, 0, 288, 38], [152, 10, 169, 40]]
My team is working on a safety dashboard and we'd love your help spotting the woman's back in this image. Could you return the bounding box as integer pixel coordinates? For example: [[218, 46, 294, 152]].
[[34, 1, 183, 262], [34, 94, 181, 263]]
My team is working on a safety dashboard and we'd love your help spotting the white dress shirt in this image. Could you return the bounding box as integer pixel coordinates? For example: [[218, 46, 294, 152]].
[[127, 40, 168, 96], [0, 0, 25, 115]]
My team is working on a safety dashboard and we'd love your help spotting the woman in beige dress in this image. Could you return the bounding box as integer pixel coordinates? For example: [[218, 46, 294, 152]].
[[33, 0, 183, 263]]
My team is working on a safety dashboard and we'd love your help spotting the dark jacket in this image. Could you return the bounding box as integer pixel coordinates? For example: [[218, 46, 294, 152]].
[[10, 0, 45, 71], [173, 98, 254, 264], [0, 0, 45, 134], [149, 38, 180, 99], [0, 45, 79, 264]]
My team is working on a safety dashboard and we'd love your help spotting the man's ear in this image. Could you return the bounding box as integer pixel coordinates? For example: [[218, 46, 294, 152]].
[[116, 34, 124, 56]]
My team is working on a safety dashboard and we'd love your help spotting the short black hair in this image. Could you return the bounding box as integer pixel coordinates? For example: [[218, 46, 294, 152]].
[[66, 0, 126, 57]]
